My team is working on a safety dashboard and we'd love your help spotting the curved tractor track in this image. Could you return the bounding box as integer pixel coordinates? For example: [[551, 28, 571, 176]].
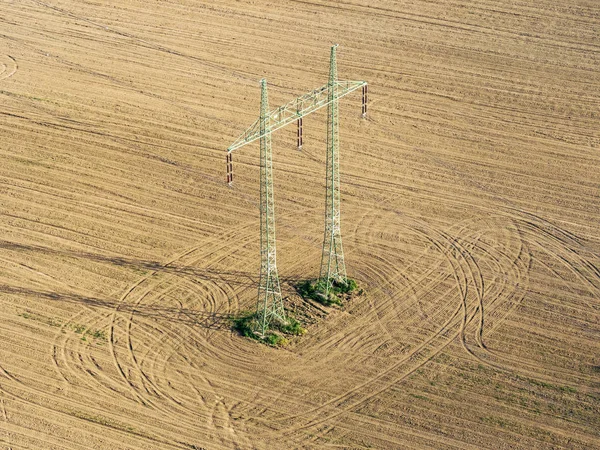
[[0, 55, 17, 82], [1, 0, 599, 448]]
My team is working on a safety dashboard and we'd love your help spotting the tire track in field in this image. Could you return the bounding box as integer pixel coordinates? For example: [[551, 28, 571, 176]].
[[461, 214, 600, 386], [46, 239, 249, 446], [292, 207, 596, 440], [0, 55, 17, 82], [0, 259, 201, 448], [141, 291, 223, 418], [107, 229, 247, 399], [426, 208, 600, 390], [264, 207, 557, 441], [307, 211, 598, 444], [351, 213, 462, 354], [254, 207, 467, 438], [359, 208, 527, 361], [118, 277, 249, 450], [0, 325, 186, 448], [1, 293, 238, 448], [0, 255, 118, 392], [452, 222, 530, 373], [262, 212, 481, 436], [409, 210, 597, 384], [0, 215, 255, 448], [122, 279, 224, 409], [0, 394, 11, 450], [365, 105, 599, 368], [108, 226, 264, 448], [55, 216, 265, 447]]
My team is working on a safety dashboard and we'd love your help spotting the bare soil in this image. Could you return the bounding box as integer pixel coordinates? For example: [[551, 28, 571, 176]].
[[1, 0, 599, 448]]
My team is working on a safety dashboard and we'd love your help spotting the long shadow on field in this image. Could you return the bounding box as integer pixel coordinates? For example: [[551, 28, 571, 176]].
[[0, 285, 233, 331], [0, 240, 258, 287]]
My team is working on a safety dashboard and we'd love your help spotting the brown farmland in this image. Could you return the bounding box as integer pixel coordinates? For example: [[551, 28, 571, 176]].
[[1, 0, 599, 448]]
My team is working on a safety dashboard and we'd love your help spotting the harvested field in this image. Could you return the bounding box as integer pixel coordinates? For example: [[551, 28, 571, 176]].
[[1, 0, 599, 448]]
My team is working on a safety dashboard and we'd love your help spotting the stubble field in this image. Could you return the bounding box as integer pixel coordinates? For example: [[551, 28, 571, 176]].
[[1, 0, 599, 448]]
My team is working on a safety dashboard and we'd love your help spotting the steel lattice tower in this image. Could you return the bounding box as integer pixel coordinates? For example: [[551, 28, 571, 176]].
[[227, 47, 367, 332], [319, 45, 347, 293], [256, 79, 286, 336]]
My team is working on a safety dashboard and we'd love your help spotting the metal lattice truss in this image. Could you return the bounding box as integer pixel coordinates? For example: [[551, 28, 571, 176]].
[[319, 44, 347, 294], [226, 45, 367, 335], [256, 79, 286, 336], [227, 80, 366, 153]]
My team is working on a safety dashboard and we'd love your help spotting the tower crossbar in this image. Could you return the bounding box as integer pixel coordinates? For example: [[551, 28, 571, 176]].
[[227, 80, 366, 154]]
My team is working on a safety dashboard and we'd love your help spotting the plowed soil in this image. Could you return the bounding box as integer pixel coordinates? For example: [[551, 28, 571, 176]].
[[1, 0, 599, 449]]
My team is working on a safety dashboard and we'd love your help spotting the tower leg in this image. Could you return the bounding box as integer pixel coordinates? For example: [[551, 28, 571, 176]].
[[319, 45, 347, 296], [256, 79, 286, 336]]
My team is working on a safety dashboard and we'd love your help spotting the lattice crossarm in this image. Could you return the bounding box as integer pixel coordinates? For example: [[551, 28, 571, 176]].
[[227, 80, 366, 153]]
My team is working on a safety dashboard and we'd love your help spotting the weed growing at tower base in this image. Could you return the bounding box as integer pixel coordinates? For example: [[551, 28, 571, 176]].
[[232, 312, 306, 347], [295, 278, 359, 306]]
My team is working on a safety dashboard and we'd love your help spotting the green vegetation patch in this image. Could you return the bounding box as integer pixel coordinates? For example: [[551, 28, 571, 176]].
[[67, 322, 107, 343], [295, 278, 360, 306], [19, 310, 62, 328], [233, 312, 306, 347], [480, 415, 511, 428], [515, 374, 578, 395]]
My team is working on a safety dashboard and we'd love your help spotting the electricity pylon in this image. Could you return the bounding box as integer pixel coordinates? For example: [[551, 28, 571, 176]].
[[226, 80, 286, 337], [319, 44, 346, 294], [255, 79, 286, 336], [227, 47, 367, 333]]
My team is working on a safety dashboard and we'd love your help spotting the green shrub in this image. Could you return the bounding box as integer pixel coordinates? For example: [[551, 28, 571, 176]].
[[232, 312, 305, 346], [70, 323, 87, 334], [297, 280, 316, 299], [89, 329, 107, 341], [295, 278, 359, 306], [277, 317, 306, 336], [232, 313, 260, 340], [264, 333, 288, 347]]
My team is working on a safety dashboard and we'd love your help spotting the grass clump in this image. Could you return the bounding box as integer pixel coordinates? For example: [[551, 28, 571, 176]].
[[265, 334, 289, 347], [279, 316, 306, 336], [296, 278, 359, 306], [88, 329, 107, 341], [480, 415, 510, 428], [70, 323, 87, 334], [233, 312, 306, 347], [19, 310, 62, 328], [232, 314, 258, 339], [66, 323, 107, 343]]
